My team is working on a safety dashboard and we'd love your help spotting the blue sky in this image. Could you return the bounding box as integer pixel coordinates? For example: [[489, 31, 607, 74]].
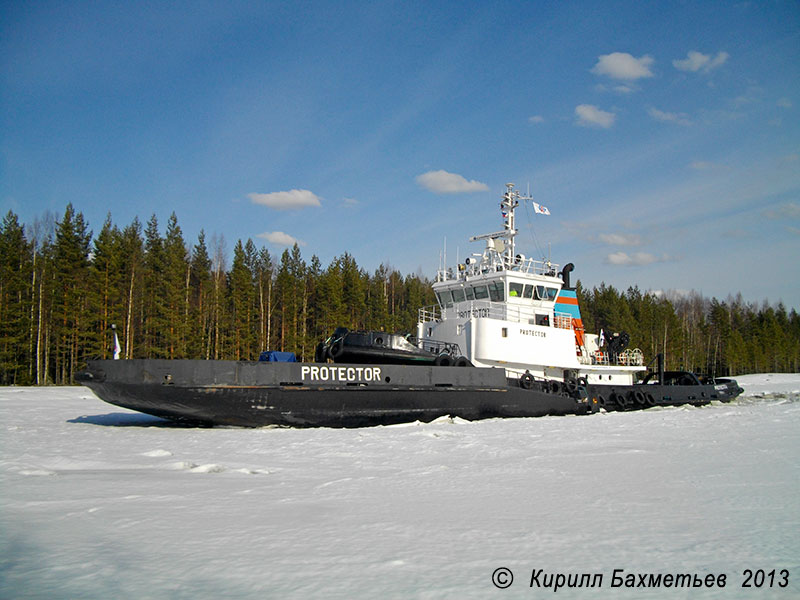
[[2, 1, 799, 308]]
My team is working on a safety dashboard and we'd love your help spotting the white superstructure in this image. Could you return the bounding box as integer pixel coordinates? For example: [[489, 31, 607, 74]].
[[417, 183, 645, 386]]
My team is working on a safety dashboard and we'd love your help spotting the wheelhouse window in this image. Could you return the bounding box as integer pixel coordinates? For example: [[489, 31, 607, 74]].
[[436, 290, 454, 308], [509, 282, 524, 298], [473, 285, 489, 300], [535, 286, 558, 302], [488, 281, 504, 302], [451, 287, 465, 303], [465, 286, 475, 301]]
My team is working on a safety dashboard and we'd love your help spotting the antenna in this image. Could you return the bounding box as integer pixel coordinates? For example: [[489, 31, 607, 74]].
[[444, 237, 447, 278]]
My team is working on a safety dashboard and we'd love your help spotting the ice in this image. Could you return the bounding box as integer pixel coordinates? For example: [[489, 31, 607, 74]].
[[1, 378, 798, 599], [140, 449, 174, 458]]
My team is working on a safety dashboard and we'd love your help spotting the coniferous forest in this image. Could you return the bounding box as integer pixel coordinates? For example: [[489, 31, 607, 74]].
[[1, 206, 798, 385]]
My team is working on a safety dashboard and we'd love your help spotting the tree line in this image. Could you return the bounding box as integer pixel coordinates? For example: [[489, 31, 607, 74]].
[[577, 283, 800, 376], [1, 206, 797, 385], [0, 206, 434, 385]]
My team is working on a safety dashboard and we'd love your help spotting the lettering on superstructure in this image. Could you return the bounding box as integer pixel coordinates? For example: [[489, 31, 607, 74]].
[[519, 328, 546, 338], [457, 308, 490, 319]]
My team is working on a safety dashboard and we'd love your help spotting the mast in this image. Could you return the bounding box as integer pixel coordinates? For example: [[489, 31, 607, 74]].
[[501, 183, 518, 265], [467, 183, 534, 269]]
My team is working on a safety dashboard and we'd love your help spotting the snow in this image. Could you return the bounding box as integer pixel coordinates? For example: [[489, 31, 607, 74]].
[[735, 373, 800, 398], [2, 375, 799, 599]]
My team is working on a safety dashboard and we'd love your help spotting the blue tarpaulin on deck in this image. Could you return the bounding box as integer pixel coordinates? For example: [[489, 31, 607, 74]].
[[259, 351, 297, 362]]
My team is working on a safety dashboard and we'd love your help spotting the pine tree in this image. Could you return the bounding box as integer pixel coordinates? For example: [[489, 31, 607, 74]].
[[163, 213, 189, 358], [367, 264, 391, 331], [118, 219, 144, 359], [0, 211, 32, 384], [254, 246, 274, 353], [305, 254, 324, 351], [229, 239, 256, 360], [89, 214, 123, 359], [317, 256, 345, 337], [289, 245, 308, 358], [142, 215, 167, 357], [26, 212, 56, 384], [52, 205, 92, 383], [340, 252, 366, 329], [188, 230, 213, 358], [209, 233, 228, 359]]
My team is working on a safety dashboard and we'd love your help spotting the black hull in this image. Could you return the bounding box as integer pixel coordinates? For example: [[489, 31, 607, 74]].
[[77, 360, 592, 428], [587, 380, 743, 411]]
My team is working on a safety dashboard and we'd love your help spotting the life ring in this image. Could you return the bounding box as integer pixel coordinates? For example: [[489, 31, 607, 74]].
[[520, 373, 534, 390], [434, 353, 453, 367]]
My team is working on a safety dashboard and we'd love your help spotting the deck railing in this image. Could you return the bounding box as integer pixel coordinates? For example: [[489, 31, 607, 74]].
[[586, 348, 644, 367], [437, 256, 559, 283]]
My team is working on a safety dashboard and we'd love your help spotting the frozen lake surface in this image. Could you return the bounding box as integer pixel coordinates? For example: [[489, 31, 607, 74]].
[[2, 375, 798, 598]]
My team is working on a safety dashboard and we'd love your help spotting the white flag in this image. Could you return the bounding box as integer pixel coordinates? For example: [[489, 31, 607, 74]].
[[533, 202, 551, 216], [113, 331, 121, 360], [599, 329, 605, 347]]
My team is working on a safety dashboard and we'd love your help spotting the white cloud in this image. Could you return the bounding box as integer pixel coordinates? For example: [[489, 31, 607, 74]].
[[606, 251, 665, 266], [256, 231, 306, 246], [528, 115, 544, 124], [732, 85, 764, 107], [248, 189, 321, 210], [575, 104, 615, 128], [342, 197, 358, 207], [777, 97, 792, 109], [595, 83, 639, 94], [415, 170, 489, 194], [598, 233, 642, 246], [591, 52, 654, 80], [648, 107, 692, 126], [673, 51, 729, 73], [763, 202, 800, 220]]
